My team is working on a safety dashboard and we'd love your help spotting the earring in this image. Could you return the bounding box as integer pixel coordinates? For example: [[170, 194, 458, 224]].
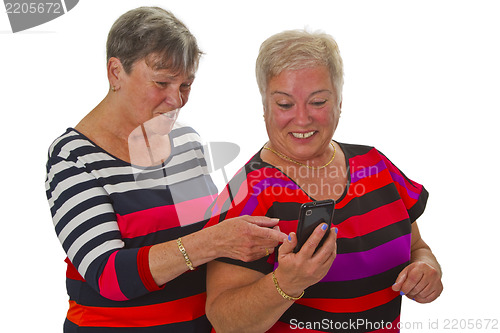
[[111, 86, 116, 92]]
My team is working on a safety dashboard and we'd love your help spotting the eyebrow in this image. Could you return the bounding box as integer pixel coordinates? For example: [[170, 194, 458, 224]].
[[271, 89, 332, 98], [271, 91, 292, 97], [152, 72, 196, 81]]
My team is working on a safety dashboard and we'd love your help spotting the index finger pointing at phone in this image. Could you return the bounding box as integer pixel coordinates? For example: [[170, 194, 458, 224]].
[[247, 220, 287, 242]]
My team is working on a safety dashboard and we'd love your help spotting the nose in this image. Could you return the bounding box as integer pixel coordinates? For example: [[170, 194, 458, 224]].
[[294, 104, 312, 125], [164, 86, 185, 109]]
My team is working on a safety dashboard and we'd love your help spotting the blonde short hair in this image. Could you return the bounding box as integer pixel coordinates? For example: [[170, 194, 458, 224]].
[[256, 29, 344, 103]]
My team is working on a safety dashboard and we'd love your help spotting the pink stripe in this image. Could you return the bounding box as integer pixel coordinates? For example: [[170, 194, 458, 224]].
[[117, 205, 179, 239], [116, 195, 215, 238], [98, 251, 128, 301], [174, 195, 216, 226]]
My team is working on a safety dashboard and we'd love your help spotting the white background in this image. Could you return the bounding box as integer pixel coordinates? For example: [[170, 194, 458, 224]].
[[1, 0, 499, 331]]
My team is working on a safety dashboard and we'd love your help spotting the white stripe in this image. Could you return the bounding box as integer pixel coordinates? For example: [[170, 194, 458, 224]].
[[52, 187, 108, 226], [48, 131, 80, 156], [67, 222, 121, 262], [92, 165, 135, 178], [58, 203, 115, 244], [104, 163, 209, 193], [45, 151, 113, 188], [47, 162, 131, 207], [104, 178, 166, 193], [57, 139, 97, 159], [168, 148, 205, 166], [78, 239, 124, 277], [47, 168, 96, 209], [164, 164, 210, 186], [45, 158, 80, 187], [172, 132, 202, 147], [79, 151, 116, 163]]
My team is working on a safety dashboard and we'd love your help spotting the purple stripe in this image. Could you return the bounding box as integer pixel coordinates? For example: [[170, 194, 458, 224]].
[[389, 171, 420, 200], [351, 160, 386, 183], [240, 178, 300, 216], [321, 234, 411, 282], [351, 159, 420, 200]]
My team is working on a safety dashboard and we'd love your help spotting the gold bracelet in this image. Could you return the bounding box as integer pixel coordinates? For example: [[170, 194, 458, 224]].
[[177, 238, 195, 271], [272, 271, 304, 301]]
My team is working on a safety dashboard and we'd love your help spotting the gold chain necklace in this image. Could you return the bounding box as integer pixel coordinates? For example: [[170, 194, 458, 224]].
[[263, 142, 336, 170]]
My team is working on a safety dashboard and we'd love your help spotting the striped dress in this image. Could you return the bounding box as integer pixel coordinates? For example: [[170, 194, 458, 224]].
[[206, 142, 428, 333], [45, 124, 217, 332]]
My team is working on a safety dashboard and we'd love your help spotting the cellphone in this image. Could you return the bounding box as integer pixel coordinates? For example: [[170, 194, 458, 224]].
[[294, 199, 335, 253]]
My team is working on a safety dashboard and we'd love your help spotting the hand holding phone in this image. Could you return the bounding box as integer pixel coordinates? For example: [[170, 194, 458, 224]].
[[294, 199, 335, 253]]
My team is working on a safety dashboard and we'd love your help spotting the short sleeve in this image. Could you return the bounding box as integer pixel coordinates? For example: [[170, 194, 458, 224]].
[[377, 150, 429, 223]]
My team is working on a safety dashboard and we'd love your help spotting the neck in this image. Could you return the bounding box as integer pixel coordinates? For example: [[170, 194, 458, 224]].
[[264, 141, 336, 170], [83, 94, 137, 142]]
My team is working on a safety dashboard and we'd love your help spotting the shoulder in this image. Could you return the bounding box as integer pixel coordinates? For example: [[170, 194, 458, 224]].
[[339, 141, 403, 162], [337, 141, 383, 165], [46, 128, 119, 173], [236, 149, 290, 181], [47, 128, 96, 161]]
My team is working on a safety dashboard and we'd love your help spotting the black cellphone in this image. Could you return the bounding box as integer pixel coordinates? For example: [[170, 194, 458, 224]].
[[294, 199, 335, 253]]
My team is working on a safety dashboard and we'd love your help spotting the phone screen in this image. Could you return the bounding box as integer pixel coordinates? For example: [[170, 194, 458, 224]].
[[294, 199, 335, 253]]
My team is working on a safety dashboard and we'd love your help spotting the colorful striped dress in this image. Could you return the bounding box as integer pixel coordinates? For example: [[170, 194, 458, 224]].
[[45, 124, 217, 332], [206, 142, 428, 333]]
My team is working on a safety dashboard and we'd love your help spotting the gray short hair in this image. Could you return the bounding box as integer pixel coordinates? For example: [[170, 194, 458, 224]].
[[106, 7, 202, 74], [256, 30, 344, 103]]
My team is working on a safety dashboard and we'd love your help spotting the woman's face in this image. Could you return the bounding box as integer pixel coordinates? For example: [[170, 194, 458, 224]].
[[264, 66, 341, 163], [118, 58, 194, 134]]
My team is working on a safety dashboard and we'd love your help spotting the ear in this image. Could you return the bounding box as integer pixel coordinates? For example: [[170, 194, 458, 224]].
[[262, 105, 269, 121], [107, 57, 124, 91]]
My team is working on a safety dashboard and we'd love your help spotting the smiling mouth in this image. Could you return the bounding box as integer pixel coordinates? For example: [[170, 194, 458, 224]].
[[291, 131, 316, 139], [158, 109, 179, 120]]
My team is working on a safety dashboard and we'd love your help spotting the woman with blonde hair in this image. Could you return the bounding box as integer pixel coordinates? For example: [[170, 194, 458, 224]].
[[205, 29, 442, 332]]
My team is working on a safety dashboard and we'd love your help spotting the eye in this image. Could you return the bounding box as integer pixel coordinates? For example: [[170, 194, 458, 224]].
[[276, 100, 294, 110], [277, 103, 292, 109], [155, 81, 168, 88], [180, 82, 192, 91], [310, 99, 327, 107]]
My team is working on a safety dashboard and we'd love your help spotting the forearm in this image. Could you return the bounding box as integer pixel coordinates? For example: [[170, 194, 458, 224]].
[[150, 216, 286, 288], [149, 226, 220, 286], [410, 223, 442, 277], [207, 273, 295, 333]]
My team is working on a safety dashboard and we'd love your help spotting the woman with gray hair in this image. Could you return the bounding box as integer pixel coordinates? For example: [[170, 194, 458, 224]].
[[45, 7, 285, 332], [205, 29, 442, 332]]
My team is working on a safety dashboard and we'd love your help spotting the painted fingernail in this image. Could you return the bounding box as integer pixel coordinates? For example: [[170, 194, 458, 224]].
[[334, 227, 338, 234], [322, 224, 328, 231], [400, 291, 405, 296], [288, 235, 292, 242]]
